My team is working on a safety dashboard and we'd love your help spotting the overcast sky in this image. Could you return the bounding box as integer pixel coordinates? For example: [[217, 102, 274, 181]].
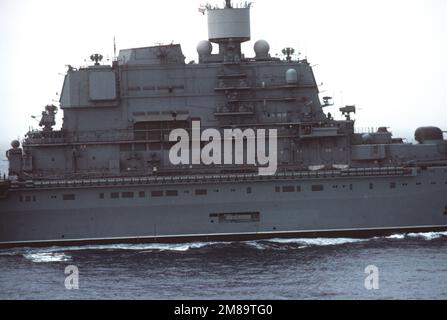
[[1, 0, 446, 152]]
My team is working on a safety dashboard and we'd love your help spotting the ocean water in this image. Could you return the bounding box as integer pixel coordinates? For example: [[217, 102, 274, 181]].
[[0, 232, 446, 300]]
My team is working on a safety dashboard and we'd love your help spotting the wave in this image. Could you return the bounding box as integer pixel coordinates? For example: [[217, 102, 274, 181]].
[[383, 234, 406, 240], [23, 252, 71, 263], [244, 237, 368, 250], [382, 231, 447, 241], [267, 237, 367, 246], [2, 231, 446, 262], [20, 243, 214, 262], [406, 231, 447, 240], [134, 242, 219, 252], [245, 231, 447, 250], [25, 241, 218, 253], [46, 242, 217, 252]]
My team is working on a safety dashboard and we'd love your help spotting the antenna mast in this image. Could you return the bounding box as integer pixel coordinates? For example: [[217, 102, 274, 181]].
[[113, 36, 117, 61]]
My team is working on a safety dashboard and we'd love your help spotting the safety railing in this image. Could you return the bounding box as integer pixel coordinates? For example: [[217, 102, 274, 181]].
[[10, 167, 413, 190]]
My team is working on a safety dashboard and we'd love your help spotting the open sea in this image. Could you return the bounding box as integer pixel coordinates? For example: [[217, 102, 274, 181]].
[[1, 161, 447, 300], [0, 232, 446, 300]]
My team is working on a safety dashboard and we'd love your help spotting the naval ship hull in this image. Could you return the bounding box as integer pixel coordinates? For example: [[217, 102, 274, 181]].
[[1, 167, 447, 248]]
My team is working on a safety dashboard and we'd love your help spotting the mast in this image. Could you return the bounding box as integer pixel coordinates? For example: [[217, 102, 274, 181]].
[[206, 1, 251, 62]]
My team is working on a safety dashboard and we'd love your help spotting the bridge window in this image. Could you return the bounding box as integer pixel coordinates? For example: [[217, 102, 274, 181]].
[[312, 185, 324, 192], [390, 182, 396, 189], [139, 191, 145, 198]]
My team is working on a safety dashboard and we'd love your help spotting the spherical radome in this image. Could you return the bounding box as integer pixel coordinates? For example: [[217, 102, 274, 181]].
[[11, 140, 20, 149], [254, 40, 270, 56], [197, 40, 213, 56]]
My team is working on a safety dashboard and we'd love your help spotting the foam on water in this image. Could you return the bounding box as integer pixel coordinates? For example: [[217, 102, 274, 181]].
[[135, 242, 217, 252], [406, 231, 447, 240], [25, 241, 218, 253], [384, 234, 406, 240], [10, 242, 220, 263], [20, 243, 216, 262], [382, 231, 447, 241], [80, 242, 214, 252], [23, 252, 71, 263], [243, 237, 366, 250], [2, 231, 446, 262], [245, 241, 269, 250], [267, 237, 367, 247]]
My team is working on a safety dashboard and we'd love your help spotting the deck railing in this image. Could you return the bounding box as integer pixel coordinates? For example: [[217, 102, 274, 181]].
[[9, 167, 415, 190]]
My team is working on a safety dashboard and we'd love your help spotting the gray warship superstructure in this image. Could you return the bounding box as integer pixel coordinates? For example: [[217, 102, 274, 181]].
[[1, 2, 447, 248]]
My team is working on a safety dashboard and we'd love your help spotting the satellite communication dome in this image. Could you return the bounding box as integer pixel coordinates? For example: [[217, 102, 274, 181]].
[[254, 40, 270, 57], [197, 40, 213, 56], [11, 140, 20, 149]]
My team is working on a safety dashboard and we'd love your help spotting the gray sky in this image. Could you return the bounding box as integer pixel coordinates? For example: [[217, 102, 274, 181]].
[[1, 0, 446, 151]]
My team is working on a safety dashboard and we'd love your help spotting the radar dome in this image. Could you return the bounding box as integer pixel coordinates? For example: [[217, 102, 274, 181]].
[[197, 40, 213, 56], [254, 40, 270, 57], [11, 140, 20, 149], [415, 127, 443, 144]]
